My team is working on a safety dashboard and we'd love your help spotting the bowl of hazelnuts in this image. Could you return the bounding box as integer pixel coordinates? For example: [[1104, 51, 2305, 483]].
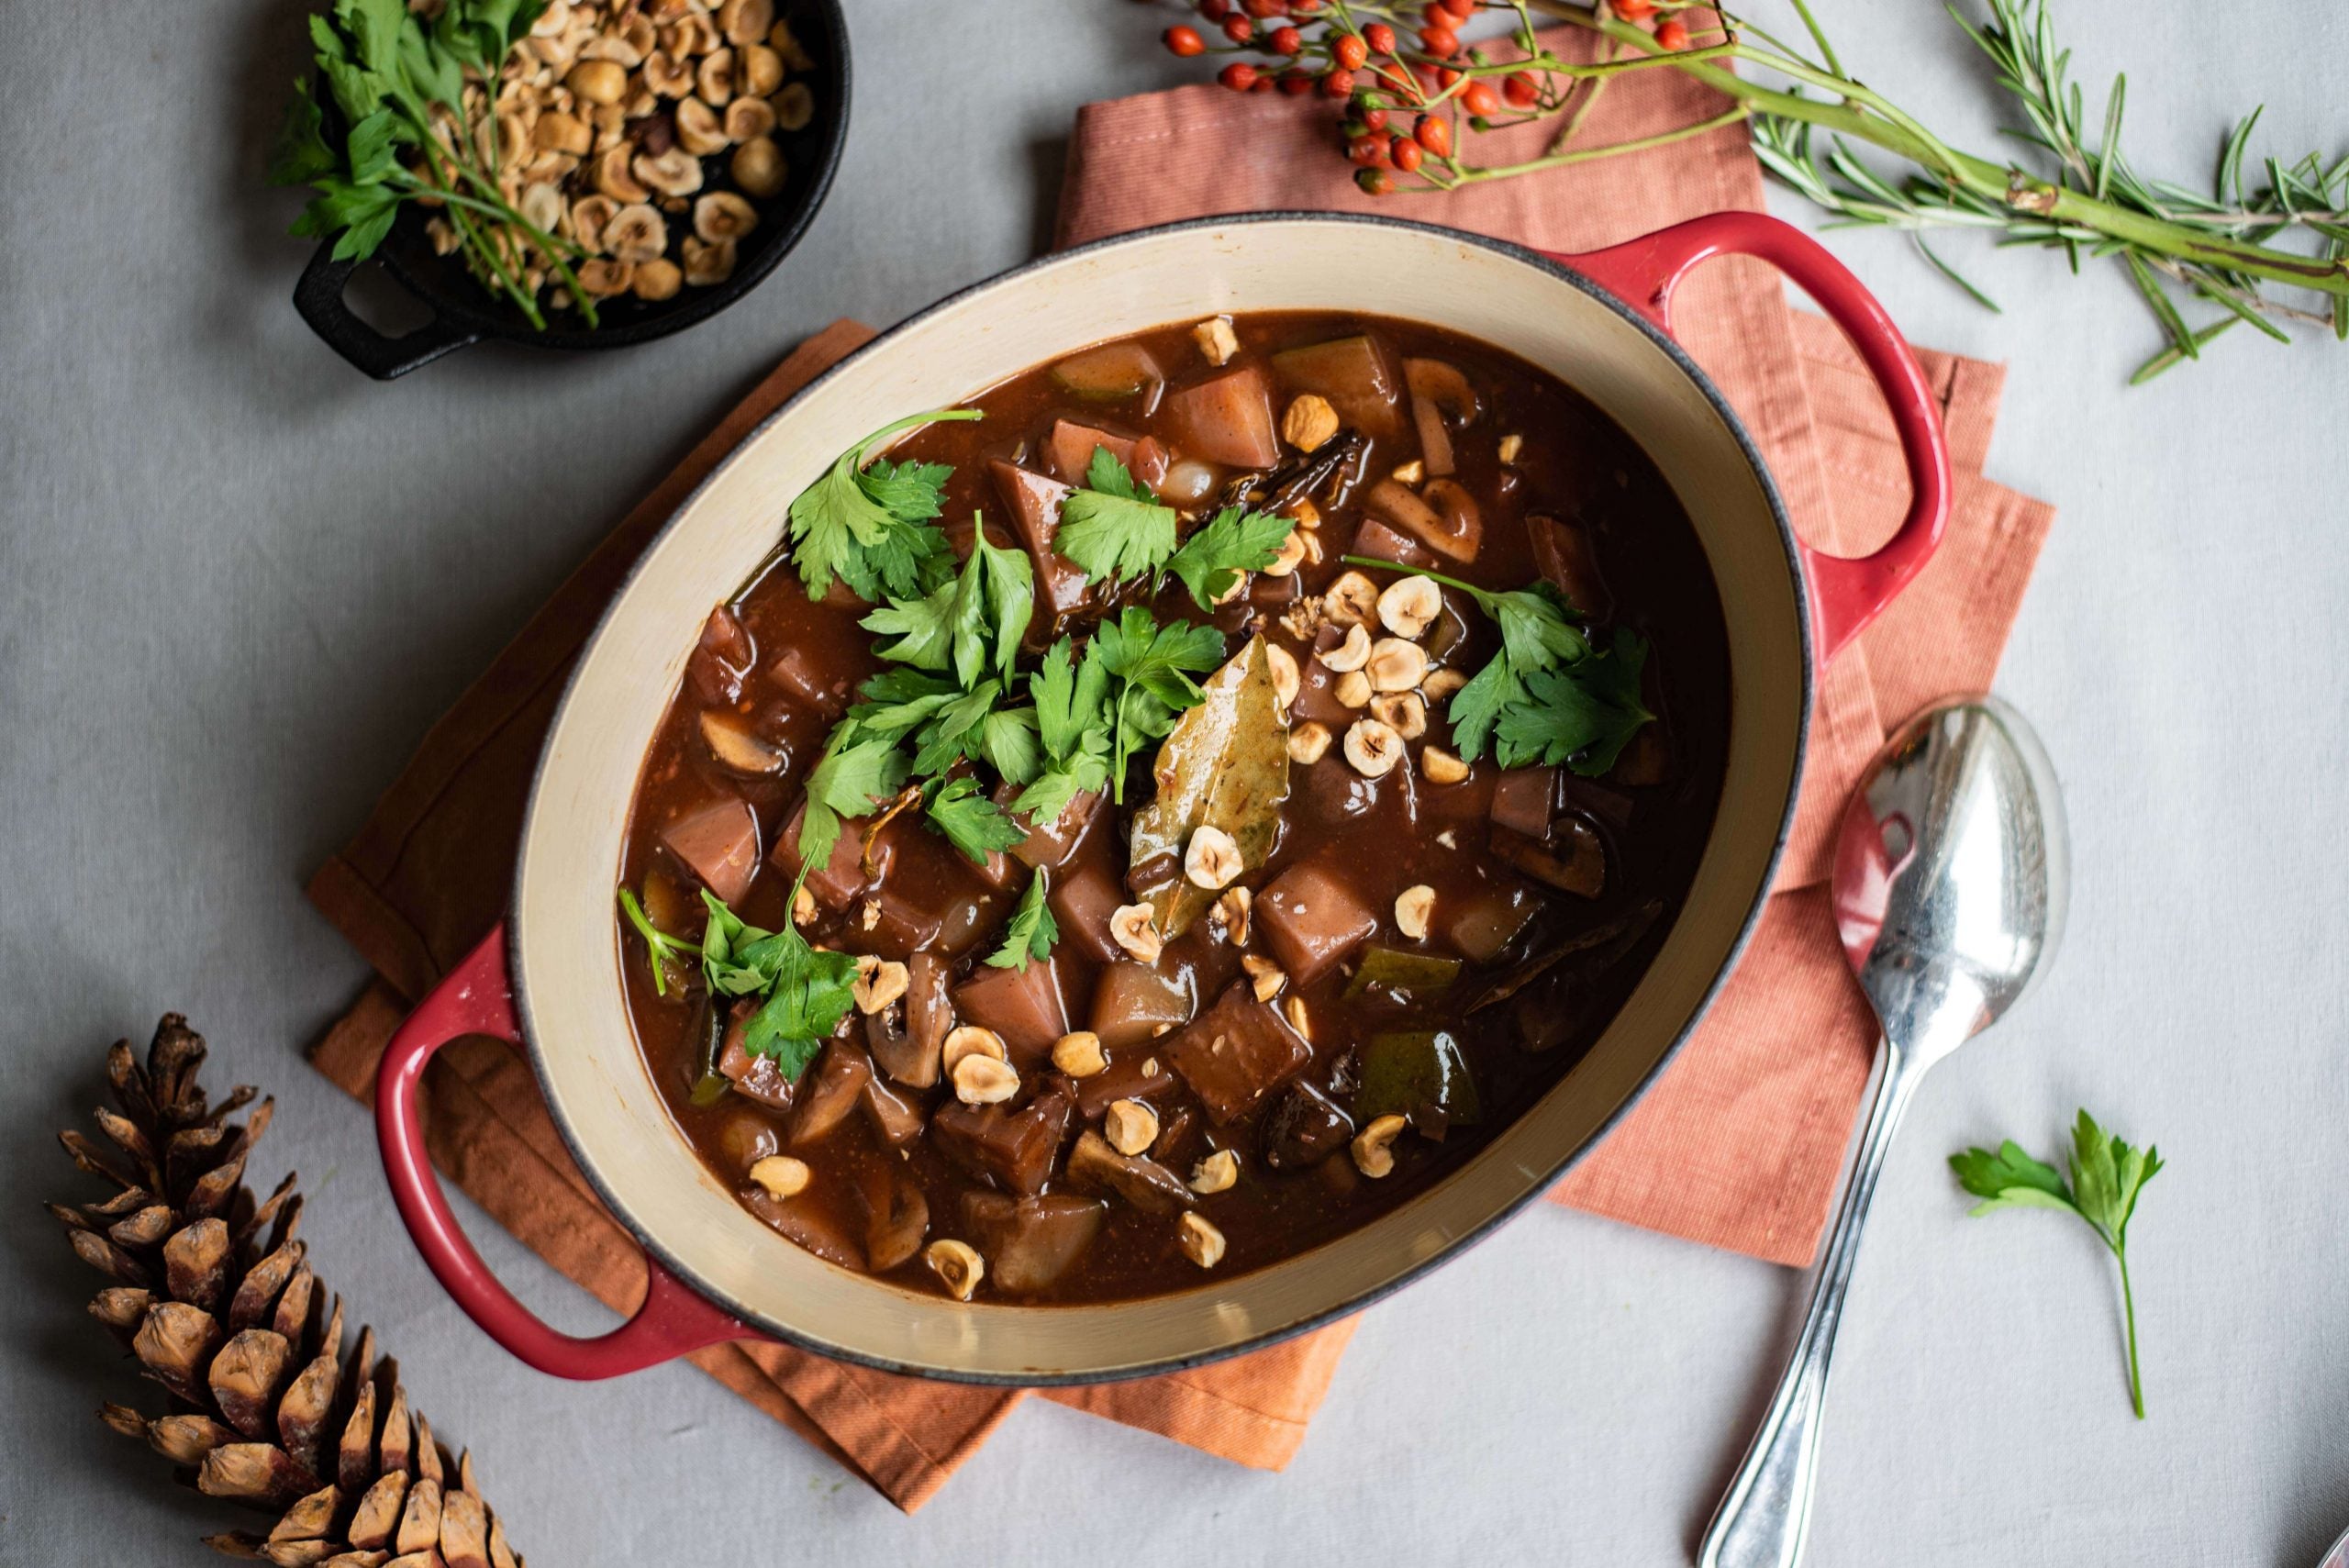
[[292, 0, 849, 379]]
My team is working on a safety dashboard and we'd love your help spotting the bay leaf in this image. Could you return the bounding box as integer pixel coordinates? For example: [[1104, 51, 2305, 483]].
[[1128, 636, 1291, 940]]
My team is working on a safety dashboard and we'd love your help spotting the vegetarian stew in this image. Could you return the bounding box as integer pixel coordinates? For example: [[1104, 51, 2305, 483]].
[[617, 310, 1729, 1304]]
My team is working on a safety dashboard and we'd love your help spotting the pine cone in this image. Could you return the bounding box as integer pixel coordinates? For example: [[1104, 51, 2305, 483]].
[[52, 1015, 526, 1568]]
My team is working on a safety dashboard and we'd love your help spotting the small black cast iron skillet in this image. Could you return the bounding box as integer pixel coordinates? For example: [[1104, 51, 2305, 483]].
[[292, 0, 850, 379]]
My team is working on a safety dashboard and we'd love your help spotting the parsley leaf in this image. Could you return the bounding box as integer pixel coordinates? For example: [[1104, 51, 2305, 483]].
[[1344, 556, 1647, 776], [1951, 1110, 2165, 1418], [986, 870, 1061, 970], [1163, 505, 1294, 609], [1055, 448, 1179, 584], [979, 706, 1043, 784], [1015, 636, 1114, 820], [1091, 607, 1226, 800], [613, 876, 854, 1085], [797, 726, 912, 873], [909, 679, 1005, 777], [785, 411, 982, 603], [926, 775, 1025, 867], [1492, 631, 1654, 775]]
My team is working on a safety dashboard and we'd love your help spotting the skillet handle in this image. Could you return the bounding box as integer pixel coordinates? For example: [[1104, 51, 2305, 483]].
[[294, 241, 484, 381], [1544, 213, 1951, 662], [376, 925, 759, 1379]]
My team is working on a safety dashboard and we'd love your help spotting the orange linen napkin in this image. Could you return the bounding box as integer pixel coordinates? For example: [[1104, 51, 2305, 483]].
[[306, 28, 2053, 1511]]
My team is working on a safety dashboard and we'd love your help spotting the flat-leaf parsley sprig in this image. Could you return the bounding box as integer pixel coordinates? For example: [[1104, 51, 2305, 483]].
[[269, 0, 599, 331], [1344, 556, 1653, 776], [1951, 1109, 2165, 1417], [1055, 447, 1295, 610], [785, 410, 984, 604]]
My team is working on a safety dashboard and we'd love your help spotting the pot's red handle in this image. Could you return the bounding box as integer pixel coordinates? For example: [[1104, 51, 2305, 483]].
[[376, 925, 760, 1378], [1545, 212, 1950, 662]]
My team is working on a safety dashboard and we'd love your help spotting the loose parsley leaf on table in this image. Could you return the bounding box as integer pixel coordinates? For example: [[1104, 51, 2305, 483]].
[[1163, 505, 1295, 609], [785, 410, 982, 603], [614, 874, 857, 1084], [1055, 448, 1179, 584], [1951, 1109, 2165, 1418], [987, 871, 1061, 971], [1344, 556, 1651, 778]]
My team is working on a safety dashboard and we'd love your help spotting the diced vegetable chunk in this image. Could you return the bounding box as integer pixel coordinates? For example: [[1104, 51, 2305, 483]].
[[962, 1192, 1108, 1293], [776, 796, 874, 909], [857, 1162, 930, 1271], [766, 639, 855, 717], [1344, 946, 1464, 1000], [931, 1086, 1073, 1195], [661, 798, 760, 903], [1164, 980, 1313, 1125], [686, 606, 754, 705], [1163, 365, 1281, 468], [1271, 335, 1404, 439], [1047, 420, 1134, 484], [1256, 859, 1379, 984], [1052, 342, 1165, 405], [1049, 855, 1130, 964], [1261, 1081, 1353, 1171], [1345, 513, 1438, 569], [1489, 766, 1557, 840], [1445, 882, 1541, 963], [1530, 513, 1611, 619], [952, 954, 1072, 1062], [1355, 1029, 1482, 1130], [1002, 783, 1100, 871], [1088, 962, 1195, 1051], [1490, 816, 1607, 898], [988, 460, 1093, 617], [1073, 1046, 1178, 1119]]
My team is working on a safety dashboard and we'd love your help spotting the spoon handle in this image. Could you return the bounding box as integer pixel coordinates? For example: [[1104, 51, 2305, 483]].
[[1698, 1037, 1925, 1568]]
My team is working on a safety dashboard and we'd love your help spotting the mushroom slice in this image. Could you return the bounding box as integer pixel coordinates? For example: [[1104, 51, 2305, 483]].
[[699, 710, 785, 774]]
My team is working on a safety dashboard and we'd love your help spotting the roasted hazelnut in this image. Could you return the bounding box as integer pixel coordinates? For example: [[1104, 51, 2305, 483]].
[[1287, 720, 1332, 765], [1319, 623, 1372, 673], [1051, 1031, 1108, 1077], [696, 47, 737, 106], [642, 48, 695, 97], [1214, 885, 1252, 946], [1193, 316, 1239, 365], [740, 43, 785, 96], [852, 956, 909, 1015], [681, 234, 736, 284], [1389, 459, 1425, 485], [593, 142, 650, 201], [694, 190, 759, 242], [1264, 643, 1300, 712], [1352, 1114, 1407, 1178], [1189, 1149, 1241, 1195], [1178, 1211, 1227, 1269], [1422, 667, 1468, 703], [1241, 953, 1286, 1002], [1110, 903, 1163, 963], [731, 135, 788, 198], [1367, 637, 1429, 693], [941, 1026, 1008, 1074], [634, 145, 705, 198], [633, 257, 684, 301], [1334, 670, 1374, 709], [924, 1239, 984, 1301], [675, 95, 729, 155], [1104, 1099, 1161, 1157], [725, 95, 777, 142], [1185, 825, 1243, 890], [1324, 571, 1379, 627], [602, 202, 667, 263], [1497, 432, 1524, 463], [747, 1154, 811, 1198], [952, 1053, 1019, 1106], [1377, 574, 1442, 639], [1370, 691, 1426, 740], [1420, 745, 1470, 785], [1344, 718, 1403, 777], [719, 0, 774, 47], [566, 58, 628, 105], [774, 80, 815, 130], [534, 109, 594, 155], [574, 257, 634, 297], [1281, 394, 1340, 452], [1394, 884, 1435, 940]]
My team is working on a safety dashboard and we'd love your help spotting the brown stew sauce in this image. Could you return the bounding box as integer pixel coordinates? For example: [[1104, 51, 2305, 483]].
[[618, 311, 1730, 1304]]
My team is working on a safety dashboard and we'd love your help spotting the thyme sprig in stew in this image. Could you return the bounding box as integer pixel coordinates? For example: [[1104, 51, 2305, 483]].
[[614, 310, 1731, 1302]]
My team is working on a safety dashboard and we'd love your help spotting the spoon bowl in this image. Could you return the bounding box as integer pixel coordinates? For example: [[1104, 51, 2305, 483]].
[[1700, 696, 2067, 1568]]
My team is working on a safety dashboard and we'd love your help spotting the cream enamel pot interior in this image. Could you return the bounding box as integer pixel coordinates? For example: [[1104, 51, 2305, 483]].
[[375, 212, 1950, 1385]]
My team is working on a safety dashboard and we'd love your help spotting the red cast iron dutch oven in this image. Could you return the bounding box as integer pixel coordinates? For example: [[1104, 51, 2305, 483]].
[[375, 212, 1948, 1384]]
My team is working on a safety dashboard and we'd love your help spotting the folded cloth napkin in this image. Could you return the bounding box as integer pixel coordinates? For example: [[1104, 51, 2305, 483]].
[[306, 27, 2053, 1511]]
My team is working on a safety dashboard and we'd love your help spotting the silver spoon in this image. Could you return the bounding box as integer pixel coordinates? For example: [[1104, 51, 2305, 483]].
[[1698, 696, 2069, 1568]]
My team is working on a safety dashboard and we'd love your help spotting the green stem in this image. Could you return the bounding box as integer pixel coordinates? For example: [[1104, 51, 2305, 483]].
[[1516, 1, 2349, 295], [2116, 1246, 2145, 1418], [1449, 104, 1750, 183]]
